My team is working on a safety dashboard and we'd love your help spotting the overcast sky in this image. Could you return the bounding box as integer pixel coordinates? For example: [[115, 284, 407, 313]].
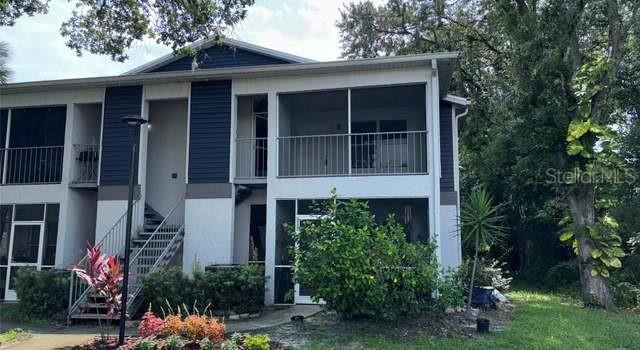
[[3, 0, 383, 83]]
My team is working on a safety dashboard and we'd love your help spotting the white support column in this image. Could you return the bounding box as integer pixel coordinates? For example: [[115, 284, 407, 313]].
[[60, 103, 75, 185], [429, 59, 442, 265], [1, 109, 11, 184], [347, 88, 352, 175], [265, 91, 278, 304]]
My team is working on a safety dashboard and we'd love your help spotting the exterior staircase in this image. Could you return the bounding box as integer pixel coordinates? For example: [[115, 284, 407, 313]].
[[67, 198, 185, 323]]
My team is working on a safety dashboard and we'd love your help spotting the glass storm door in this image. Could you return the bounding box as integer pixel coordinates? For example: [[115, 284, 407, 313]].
[[4, 223, 44, 300], [294, 215, 323, 304]]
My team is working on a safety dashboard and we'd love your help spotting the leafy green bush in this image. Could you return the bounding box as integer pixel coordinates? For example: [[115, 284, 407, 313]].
[[196, 264, 265, 314], [459, 258, 512, 291], [13, 269, 69, 319], [198, 338, 214, 350], [544, 261, 580, 290], [141, 267, 193, 314], [436, 270, 465, 311], [138, 338, 156, 350], [165, 335, 184, 350], [292, 194, 440, 320], [243, 334, 270, 350], [612, 282, 640, 309], [616, 254, 640, 285], [141, 265, 265, 315]]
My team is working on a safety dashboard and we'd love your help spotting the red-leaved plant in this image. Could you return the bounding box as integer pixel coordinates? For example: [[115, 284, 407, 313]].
[[138, 309, 164, 337], [73, 242, 123, 344]]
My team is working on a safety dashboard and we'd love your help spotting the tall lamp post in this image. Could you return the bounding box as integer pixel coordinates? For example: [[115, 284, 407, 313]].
[[119, 115, 147, 345]]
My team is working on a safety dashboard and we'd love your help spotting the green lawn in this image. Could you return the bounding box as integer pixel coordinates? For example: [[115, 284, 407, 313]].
[[305, 291, 640, 350], [0, 329, 31, 346]]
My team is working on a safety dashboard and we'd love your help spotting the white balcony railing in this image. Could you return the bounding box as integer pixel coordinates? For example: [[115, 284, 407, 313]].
[[277, 130, 428, 177], [0, 146, 65, 185], [235, 137, 267, 180], [70, 144, 99, 185]]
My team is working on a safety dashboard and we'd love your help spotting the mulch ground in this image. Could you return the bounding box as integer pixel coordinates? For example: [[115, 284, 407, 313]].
[[262, 302, 515, 349]]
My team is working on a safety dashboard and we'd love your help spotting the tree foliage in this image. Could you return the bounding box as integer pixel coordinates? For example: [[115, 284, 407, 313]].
[[338, 0, 640, 309], [0, 41, 9, 84], [0, 0, 255, 62]]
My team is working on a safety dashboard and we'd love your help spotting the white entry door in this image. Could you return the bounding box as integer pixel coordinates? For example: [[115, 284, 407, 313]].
[[294, 214, 323, 304], [4, 222, 44, 300]]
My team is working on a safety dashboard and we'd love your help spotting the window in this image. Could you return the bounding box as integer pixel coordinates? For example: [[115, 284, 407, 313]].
[[42, 204, 59, 266], [0, 203, 59, 301], [14, 204, 45, 221]]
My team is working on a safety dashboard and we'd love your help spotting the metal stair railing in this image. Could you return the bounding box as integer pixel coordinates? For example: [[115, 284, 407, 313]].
[[67, 198, 144, 324], [126, 197, 185, 312]]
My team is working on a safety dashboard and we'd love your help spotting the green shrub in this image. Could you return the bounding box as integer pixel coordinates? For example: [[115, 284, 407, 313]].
[[544, 261, 580, 290], [140, 267, 193, 314], [13, 269, 69, 319], [220, 340, 240, 350], [243, 334, 270, 350], [436, 270, 465, 311], [141, 265, 265, 316], [198, 338, 214, 350], [612, 282, 640, 309], [459, 258, 513, 291], [292, 194, 439, 320], [165, 335, 184, 350], [616, 254, 640, 285], [196, 264, 265, 314], [138, 338, 156, 350]]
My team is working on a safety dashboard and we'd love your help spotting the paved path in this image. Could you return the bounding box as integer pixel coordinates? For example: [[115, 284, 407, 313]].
[[0, 305, 321, 349]]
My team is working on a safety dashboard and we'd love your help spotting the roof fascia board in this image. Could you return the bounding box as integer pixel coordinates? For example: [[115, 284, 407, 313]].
[[2, 53, 459, 95]]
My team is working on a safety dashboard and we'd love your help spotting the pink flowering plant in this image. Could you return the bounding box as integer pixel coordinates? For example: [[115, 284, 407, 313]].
[[138, 308, 165, 337], [73, 242, 124, 343]]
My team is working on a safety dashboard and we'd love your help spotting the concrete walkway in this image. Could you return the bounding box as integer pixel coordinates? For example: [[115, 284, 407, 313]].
[[0, 305, 321, 349]]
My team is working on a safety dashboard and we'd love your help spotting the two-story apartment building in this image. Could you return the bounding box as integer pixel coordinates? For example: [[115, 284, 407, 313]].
[[0, 39, 467, 317]]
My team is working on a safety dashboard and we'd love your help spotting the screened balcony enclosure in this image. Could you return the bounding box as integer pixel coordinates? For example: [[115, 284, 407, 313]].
[[277, 85, 427, 177], [0, 107, 66, 185]]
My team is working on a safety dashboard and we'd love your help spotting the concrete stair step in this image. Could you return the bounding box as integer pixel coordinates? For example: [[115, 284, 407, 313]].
[[71, 313, 117, 320]]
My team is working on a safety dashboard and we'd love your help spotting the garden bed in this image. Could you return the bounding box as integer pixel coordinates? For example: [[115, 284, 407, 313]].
[[261, 302, 515, 349]]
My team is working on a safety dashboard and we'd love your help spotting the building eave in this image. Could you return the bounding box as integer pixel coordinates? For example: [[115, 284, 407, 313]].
[[1, 52, 460, 96]]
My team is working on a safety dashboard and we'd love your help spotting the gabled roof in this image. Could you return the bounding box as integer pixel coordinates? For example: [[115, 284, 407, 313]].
[[124, 37, 315, 75]]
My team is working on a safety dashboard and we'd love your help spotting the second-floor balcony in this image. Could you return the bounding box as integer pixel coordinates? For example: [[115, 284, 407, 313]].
[[69, 144, 99, 187], [235, 137, 268, 181], [277, 130, 428, 177], [0, 146, 64, 185]]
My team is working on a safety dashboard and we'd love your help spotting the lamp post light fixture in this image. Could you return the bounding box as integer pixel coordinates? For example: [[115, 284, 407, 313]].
[[119, 115, 147, 346]]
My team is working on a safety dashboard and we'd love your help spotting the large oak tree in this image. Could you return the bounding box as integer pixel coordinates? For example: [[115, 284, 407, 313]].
[[338, 0, 639, 310]]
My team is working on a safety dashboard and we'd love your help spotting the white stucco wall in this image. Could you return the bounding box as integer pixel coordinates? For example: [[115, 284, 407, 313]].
[[145, 99, 188, 216], [233, 189, 266, 264], [183, 197, 235, 274], [94, 200, 128, 243], [63, 189, 97, 264], [439, 204, 461, 269]]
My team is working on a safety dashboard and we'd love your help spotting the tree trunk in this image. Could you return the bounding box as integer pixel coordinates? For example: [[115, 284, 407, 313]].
[[466, 241, 479, 312], [567, 184, 616, 311]]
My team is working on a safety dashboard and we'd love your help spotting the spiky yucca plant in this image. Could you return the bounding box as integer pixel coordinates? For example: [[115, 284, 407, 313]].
[[461, 187, 507, 311]]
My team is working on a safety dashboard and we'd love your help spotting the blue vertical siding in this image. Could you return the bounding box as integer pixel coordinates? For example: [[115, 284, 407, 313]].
[[188, 80, 231, 183], [100, 86, 143, 185], [440, 101, 455, 192], [150, 46, 289, 73]]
